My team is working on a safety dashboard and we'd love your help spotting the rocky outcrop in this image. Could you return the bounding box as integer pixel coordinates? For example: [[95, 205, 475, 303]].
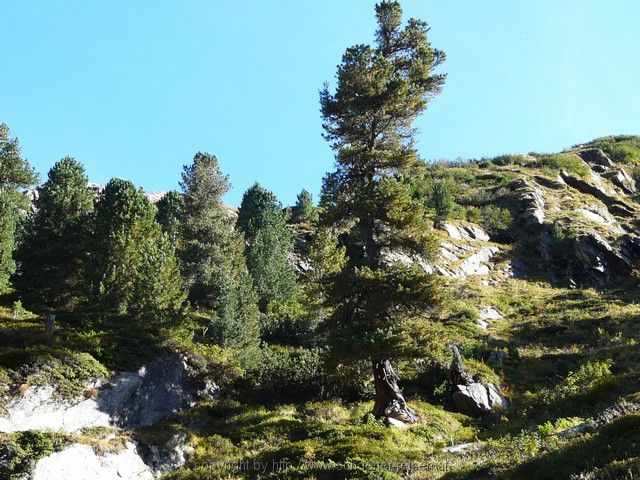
[[510, 179, 545, 227], [449, 346, 508, 417], [557, 400, 640, 438], [32, 442, 153, 480], [559, 170, 635, 218], [112, 352, 197, 428], [0, 351, 198, 434], [443, 223, 490, 242], [574, 232, 632, 283], [578, 148, 636, 194]]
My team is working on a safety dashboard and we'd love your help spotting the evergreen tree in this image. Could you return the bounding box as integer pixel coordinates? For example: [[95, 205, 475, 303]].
[[14, 157, 94, 311], [179, 153, 260, 361], [237, 183, 297, 311], [431, 180, 453, 225], [291, 189, 317, 222], [319, 1, 445, 422], [156, 190, 184, 247], [0, 124, 38, 291], [88, 178, 185, 322]]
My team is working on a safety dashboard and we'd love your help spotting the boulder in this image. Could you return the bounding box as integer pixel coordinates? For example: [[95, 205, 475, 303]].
[[449, 346, 508, 417], [452, 383, 508, 417]]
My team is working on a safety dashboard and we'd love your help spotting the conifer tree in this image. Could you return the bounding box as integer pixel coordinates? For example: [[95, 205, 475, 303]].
[[88, 178, 185, 322], [291, 189, 317, 222], [237, 183, 297, 311], [319, 1, 445, 422], [179, 153, 260, 361], [156, 190, 184, 247], [14, 157, 94, 311], [0, 124, 38, 292]]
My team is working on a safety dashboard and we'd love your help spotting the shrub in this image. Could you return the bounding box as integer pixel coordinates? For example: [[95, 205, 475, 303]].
[[245, 345, 325, 401], [536, 154, 590, 177]]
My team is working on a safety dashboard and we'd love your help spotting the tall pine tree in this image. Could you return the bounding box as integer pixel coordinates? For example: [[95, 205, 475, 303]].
[[179, 153, 259, 362], [14, 157, 94, 311], [0, 124, 38, 292], [88, 178, 185, 322], [319, 1, 445, 423], [237, 183, 297, 311]]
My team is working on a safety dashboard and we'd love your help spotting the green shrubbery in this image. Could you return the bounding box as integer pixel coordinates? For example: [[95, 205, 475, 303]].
[[0, 431, 68, 480]]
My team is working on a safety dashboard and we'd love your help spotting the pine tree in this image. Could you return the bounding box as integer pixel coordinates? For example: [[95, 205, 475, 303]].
[[291, 189, 317, 222], [0, 124, 38, 292], [88, 178, 185, 322], [431, 180, 453, 225], [156, 190, 184, 247], [237, 183, 297, 311], [319, 1, 445, 422], [14, 157, 94, 311], [179, 153, 260, 362]]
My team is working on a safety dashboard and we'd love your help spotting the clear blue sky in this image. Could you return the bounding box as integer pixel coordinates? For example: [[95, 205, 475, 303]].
[[2, 1, 639, 206]]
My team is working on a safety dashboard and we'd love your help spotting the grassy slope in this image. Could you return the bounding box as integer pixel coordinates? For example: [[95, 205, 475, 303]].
[[2, 137, 640, 479]]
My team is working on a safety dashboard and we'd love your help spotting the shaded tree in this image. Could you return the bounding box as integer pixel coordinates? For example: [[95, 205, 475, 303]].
[[318, 1, 445, 422], [237, 183, 297, 311], [14, 157, 94, 311], [156, 190, 184, 247]]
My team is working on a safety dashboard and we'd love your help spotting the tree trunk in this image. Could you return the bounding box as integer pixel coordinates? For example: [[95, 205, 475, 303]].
[[372, 359, 419, 424]]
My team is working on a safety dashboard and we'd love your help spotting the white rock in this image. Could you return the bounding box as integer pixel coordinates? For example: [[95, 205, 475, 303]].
[[479, 306, 503, 321], [0, 372, 141, 433], [443, 223, 490, 242], [0, 386, 110, 433], [32, 442, 153, 480]]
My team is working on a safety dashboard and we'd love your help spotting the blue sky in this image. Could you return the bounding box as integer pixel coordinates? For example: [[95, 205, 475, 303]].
[[2, 1, 639, 206]]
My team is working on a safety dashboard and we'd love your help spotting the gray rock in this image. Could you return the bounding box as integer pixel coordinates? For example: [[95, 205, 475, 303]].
[[578, 148, 615, 168], [112, 352, 196, 428], [449, 346, 508, 417], [604, 168, 636, 194], [138, 432, 192, 475], [443, 223, 490, 242], [453, 383, 508, 417], [574, 232, 632, 283], [559, 170, 635, 218], [510, 179, 545, 227]]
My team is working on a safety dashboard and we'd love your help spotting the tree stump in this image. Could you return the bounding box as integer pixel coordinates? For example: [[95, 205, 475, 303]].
[[44, 314, 56, 335], [372, 359, 419, 424]]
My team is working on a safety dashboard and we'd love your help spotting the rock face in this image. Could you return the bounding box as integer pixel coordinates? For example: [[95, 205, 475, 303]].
[[574, 232, 632, 283], [449, 346, 508, 417], [112, 352, 196, 428], [510, 179, 546, 227], [0, 351, 196, 434], [31, 442, 153, 480], [443, 223, 490, 242], [0, 384, 112, 433], [578, 148, 636, 194], [559, 170, 635, 218]]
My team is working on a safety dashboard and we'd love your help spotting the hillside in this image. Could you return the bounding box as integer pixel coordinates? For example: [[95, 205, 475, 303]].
[[1, 136, 640, 480]]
